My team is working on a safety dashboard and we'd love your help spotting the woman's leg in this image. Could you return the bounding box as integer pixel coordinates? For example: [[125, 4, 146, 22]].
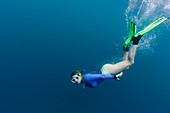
[[123, 51, 130, 70], [123, 51, 129, 61], [101, 45, 137, 74]]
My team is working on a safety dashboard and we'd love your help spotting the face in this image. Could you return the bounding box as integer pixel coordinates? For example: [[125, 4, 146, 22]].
[[71, 74, 82, 84]]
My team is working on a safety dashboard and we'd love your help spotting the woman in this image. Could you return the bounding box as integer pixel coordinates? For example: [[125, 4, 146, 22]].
[[71, 17, 168, 88], [71, 35, 141, 88]]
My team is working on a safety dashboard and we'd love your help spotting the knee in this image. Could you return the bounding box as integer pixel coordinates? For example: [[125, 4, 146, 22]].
[[128, 57, 134, 65], [130, 60, 134, 65], [127, 59, 134, 65]]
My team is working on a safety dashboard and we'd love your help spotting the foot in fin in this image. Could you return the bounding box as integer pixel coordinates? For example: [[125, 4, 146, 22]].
[[132, 35, 143, 45], [123, 21, 136, 51], [123, 17, 168, 49], [123, 45, 130, 51]]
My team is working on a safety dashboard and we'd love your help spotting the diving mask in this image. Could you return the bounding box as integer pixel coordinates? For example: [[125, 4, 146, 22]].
[[71, 75, 80, 83]]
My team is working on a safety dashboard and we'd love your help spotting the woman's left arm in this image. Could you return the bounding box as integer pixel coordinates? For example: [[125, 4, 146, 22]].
[[101, 72, 123, 80], [115, 72, 123, 78]]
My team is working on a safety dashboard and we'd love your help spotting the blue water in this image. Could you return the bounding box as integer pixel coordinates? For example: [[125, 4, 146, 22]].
[[0, 0, 170, 113]]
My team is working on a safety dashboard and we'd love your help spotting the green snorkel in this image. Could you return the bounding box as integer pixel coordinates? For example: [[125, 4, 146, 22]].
[[74, 70, 85, 77]]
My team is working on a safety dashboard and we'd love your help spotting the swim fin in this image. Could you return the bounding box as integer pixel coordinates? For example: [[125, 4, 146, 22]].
[[123, 17, 169, 50], [134, 17, 169, 37], [123, 20, 136, 51]]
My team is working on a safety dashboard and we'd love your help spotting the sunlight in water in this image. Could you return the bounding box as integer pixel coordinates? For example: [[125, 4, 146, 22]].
[[125, 0, 170, 53]]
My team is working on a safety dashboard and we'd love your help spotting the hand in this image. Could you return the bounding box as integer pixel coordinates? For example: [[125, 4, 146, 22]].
[[116, 72, 123, 78]]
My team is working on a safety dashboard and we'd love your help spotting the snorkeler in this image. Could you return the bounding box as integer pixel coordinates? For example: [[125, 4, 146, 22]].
[[71, 17, 169, 88]]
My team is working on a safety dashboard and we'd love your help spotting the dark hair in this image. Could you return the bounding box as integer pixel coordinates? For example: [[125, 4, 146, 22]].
[[71, 71, 79, 78]]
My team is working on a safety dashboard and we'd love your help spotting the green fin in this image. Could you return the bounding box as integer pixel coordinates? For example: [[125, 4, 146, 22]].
[[134, 17, 169, 37], [123, 17, 169, 49], [123, 21, 136, 49]]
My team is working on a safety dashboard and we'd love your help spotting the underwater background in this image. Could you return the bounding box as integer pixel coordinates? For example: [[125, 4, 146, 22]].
[[0, 0, 170, 113]]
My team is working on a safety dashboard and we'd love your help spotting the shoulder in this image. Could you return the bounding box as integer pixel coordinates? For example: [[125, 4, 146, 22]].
[[83, 73, 95, 76]]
